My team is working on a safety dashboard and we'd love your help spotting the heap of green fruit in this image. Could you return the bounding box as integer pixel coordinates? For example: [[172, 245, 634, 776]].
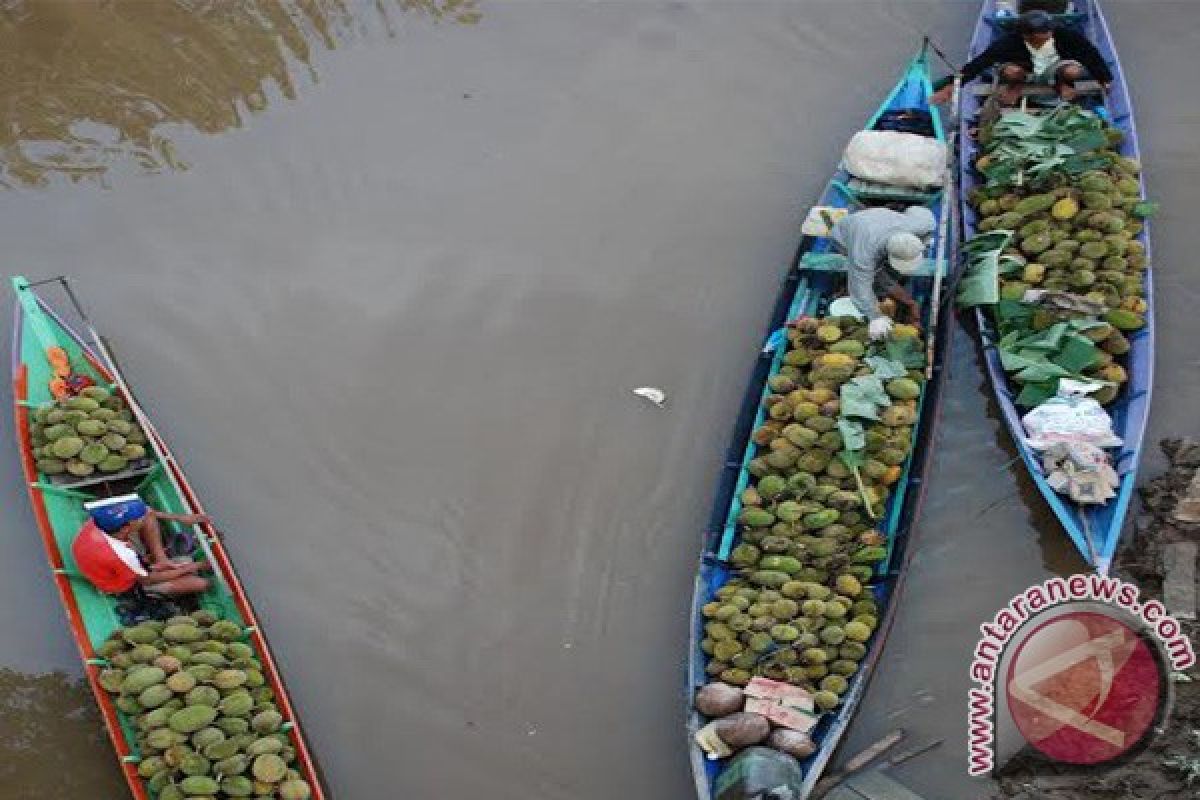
[[28, 386, 148, 477], [965, 118, 1152, 406], [700, 314, 926, 710], [95, 611, 312, 800], [969, 159, 1151, 318]]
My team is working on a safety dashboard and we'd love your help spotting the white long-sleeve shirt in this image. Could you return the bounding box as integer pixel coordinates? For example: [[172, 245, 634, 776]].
[[830, 206, 936, 321]]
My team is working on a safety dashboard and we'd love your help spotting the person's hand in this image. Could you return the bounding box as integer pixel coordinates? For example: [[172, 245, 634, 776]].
[[868, 317, 895, 341], [188, 513, 211, 526], [930, 84, 955, 105], [149, 561, 175, 573]]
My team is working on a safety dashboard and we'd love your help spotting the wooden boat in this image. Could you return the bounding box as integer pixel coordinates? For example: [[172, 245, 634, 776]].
[[958, 0, 1153, 575], [9, 276, 326, 799], [686, 49, 956, 799]]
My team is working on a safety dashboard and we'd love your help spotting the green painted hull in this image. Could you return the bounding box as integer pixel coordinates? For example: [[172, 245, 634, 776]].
[[9, 276, 325, 799]]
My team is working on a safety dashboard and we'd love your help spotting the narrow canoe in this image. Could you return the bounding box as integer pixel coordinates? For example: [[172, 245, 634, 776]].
[[9, 276, 326, 799], [958, 0, 1153, 574], [686, 49, 956, 799]]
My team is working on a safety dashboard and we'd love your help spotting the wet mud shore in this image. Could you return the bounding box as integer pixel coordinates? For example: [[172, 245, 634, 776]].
[[988, 438, 1199, 800]]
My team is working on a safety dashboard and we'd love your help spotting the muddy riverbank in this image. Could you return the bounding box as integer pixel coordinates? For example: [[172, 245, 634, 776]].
[[986, 439, 1199, 800]]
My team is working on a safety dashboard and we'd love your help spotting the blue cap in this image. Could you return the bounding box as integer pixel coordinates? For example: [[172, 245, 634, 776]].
[[90, 496, 148, 533]]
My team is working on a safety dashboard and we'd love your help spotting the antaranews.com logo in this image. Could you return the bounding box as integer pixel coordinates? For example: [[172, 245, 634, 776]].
[[968, 574, 1195, 775]]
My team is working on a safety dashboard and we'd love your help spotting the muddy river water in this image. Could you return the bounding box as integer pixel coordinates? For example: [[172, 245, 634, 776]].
[[1, 2, 1197, 798]]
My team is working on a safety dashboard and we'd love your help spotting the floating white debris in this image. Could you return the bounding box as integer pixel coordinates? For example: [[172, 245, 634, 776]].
[[632, 387, 666, 408]]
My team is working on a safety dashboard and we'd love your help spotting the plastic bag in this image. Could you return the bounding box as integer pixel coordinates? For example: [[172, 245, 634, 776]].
[[714, 746, 806, 800], [1041, 442, 1120, 504], [842, 130, 947, 189], [1022, 387, 1123, 450]]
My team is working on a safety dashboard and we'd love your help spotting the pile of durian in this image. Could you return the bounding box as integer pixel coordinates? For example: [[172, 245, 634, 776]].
[[95, 611, 312, 799], [699, 315, 927, 708], [967, 120, 1151, 406], [969, 161, 1149, 318], [28, 386, 148, 477]]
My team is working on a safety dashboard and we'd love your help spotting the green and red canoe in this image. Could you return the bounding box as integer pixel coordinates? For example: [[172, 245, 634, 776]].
[[9, 275, 326, 799]]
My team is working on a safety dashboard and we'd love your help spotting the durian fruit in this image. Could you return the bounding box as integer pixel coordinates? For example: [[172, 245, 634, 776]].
[[1104, 308, 1146, 331], [1051, 196, 1079, 220]]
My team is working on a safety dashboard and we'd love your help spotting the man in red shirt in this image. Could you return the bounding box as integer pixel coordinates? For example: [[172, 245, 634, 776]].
[[73, 494, 211, 596]]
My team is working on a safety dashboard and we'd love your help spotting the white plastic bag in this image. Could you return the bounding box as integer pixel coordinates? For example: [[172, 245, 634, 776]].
[[1022, 392, 1123, 451], [842, 130, 947, 189]]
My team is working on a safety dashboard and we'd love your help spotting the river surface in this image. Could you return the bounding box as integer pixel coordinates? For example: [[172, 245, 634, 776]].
[[1, 2, 1197, 798]]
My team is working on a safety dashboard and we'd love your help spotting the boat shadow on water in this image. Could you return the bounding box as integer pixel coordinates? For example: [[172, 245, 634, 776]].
[[958, 311, 1092, 577]]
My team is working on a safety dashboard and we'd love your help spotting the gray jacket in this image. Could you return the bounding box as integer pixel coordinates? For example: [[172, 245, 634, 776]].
[[830, 206, 936, 321]]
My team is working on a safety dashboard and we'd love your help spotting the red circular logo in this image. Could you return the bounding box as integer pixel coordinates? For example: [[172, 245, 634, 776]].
[[1005, 610, 1163, 765]]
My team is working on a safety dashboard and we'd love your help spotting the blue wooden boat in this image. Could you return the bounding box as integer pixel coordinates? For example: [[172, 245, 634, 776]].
[[686, 48, 956, 799], [958, 0, 1153, 575]]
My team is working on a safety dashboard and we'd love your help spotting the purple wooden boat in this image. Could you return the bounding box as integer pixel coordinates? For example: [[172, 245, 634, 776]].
[[958, 0, 1154, 575]]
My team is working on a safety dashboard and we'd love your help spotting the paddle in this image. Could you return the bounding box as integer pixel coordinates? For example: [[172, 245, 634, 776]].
[[924, 73, 961, 381]]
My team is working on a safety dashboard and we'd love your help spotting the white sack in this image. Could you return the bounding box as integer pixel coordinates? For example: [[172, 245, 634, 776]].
[[842, 130, 947, 189]]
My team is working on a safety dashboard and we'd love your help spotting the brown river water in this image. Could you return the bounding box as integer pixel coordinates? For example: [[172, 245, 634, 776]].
[[1, 2, 1197, 798]]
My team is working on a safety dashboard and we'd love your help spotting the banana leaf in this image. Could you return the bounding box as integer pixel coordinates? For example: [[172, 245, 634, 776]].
[[1056, 333, 1104, 374], [994, 299, 1034, 333], [1014, 361, 1073, 384], [837, 418, 866, 452], [957, 230, 1016, 308], [1133, 201, 1159, 219], [993, 307, 1103, 406], [977, 106, 1110, 188], [864, 355, 909, 380], [1016, 380, 1060, 408], [883, 336, 926, 370], [840, 375, 891, 420]]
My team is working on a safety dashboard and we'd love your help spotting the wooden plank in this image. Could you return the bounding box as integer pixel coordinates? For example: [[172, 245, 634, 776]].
[[1163, 542, 1197, 621], [970, 79, 1102, 98], [843, 770, 928, 800], [825, 787, 869, 800], [45, 459, 157, 492]]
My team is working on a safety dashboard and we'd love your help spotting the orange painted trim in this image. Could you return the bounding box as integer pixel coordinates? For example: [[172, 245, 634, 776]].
[[71, 331, 325, 795], [13, 367, 148, 800], [158, 434, 327, 798]]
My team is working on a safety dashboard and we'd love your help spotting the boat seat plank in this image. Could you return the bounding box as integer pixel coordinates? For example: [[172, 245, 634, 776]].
[[986, 12, 1087, 31], [43, 458, 158, 492], [970, 80, 1103, 98], [800, 251, 939, 279], [833, 179, 941, 210], [843, 770, 929, 800], [33, 481, 94, 500]]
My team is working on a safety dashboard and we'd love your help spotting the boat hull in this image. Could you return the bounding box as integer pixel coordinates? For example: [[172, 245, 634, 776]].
[[957, 0, 1154, 574], [9, 278, 327, 799], [686, 51, 956, 799]]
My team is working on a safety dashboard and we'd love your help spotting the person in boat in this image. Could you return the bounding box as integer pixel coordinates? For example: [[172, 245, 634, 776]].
[[830, 205, 935, 340], [930, 10, 1113, 107], [72, 493, 211, 597]]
